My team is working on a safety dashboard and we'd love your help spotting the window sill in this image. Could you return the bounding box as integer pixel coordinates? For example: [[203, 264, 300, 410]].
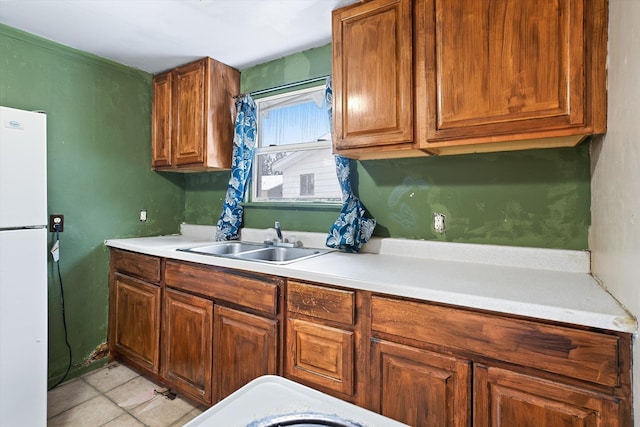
[[242, 202, 342, 211]]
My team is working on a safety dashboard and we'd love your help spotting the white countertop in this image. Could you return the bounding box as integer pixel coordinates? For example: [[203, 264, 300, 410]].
[[105, 224, 637, 333]]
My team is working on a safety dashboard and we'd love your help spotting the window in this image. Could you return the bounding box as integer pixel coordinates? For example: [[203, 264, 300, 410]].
[[300, 173, 314, 196], [251, 85, 342, 204]]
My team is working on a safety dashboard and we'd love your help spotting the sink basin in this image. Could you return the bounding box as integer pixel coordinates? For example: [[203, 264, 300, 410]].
[[234, 246, 330, 264], [178, 242, 332, 265], [180, 242, 265, 256]]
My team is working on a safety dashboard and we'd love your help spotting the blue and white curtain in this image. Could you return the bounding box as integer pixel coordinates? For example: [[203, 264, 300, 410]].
[[215, 95, 257, 241], [325, 77, 376, 252]]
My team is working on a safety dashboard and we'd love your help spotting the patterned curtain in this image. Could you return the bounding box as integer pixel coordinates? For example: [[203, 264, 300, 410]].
[[215, 95, 257, 241], [324, 77, 376, 252]]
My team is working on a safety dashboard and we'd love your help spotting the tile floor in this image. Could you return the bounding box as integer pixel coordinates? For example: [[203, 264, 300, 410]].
[[47, 362, 207, 427]]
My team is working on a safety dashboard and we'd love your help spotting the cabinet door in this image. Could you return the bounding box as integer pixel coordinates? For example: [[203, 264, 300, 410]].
[[112, 274, 161, 374], [420, 0, 599, 146], [286, 318, 355, 397], [474, 364, 622, 427], [162, 288, 213, 404], [332, 0, 413, 151], [370, 339, 471, 427], [151, 71, 172, 168], [213, 305, 278, 402], [172, 59, 206, 166]]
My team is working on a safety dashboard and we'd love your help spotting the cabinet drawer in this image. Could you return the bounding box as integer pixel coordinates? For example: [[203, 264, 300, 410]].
[[287, 281, 355, 325], [165, 261, 280, 316], [371, 296, 619, 387], [112, 249, 161, 283]]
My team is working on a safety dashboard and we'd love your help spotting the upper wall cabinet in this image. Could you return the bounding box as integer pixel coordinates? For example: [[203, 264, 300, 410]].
[[332, 0, 423, 159], [332, 0, 608, 159], [152, 57, 240, 171]]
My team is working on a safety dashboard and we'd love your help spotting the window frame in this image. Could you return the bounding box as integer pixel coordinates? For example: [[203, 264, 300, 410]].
[[249, 84, 340, 205]]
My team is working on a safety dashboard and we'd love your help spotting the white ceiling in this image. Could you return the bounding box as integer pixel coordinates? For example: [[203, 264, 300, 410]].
[[0, 0, 360, 74]]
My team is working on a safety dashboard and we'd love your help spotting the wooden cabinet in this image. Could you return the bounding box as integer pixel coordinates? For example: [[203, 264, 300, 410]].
[[285, 280, 363, 403], [474, 365, 624, 427], [332, 0, 608, 159], [151, 72, 172, 167], [151, 57, 240, 171], [108, 249, 632, 424], [108, 250, 161, 375], [417, 0, 608, 155], [332, 0, 418, 158], [369, 295, 632, 426], [213, 305, 278, 402], [370, 339, 470, 427], [109, 251, 283, 407], [161, 288, 213, 404], [164, 260, 283, 405]]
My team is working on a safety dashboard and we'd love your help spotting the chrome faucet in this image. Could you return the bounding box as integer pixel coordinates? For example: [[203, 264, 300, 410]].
[[275, 221, 283, 243]]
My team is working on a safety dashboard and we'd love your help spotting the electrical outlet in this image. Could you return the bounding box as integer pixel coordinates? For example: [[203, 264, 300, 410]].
[[433, 212, 446, 233], [140, 209, 147, 222], [49, 214, 64, 232]]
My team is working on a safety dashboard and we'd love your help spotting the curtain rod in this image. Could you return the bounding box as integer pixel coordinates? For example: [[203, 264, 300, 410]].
[[234, 75, 329, 99]]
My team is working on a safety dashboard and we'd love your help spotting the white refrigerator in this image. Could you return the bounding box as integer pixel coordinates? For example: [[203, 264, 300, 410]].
[[0, 106, 48, 426]]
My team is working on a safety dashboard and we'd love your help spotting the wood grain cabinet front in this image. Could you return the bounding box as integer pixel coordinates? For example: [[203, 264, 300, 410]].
[[285, 280, 362, 402], [162, 260, 283, 405], [474, 364, 625, 427], [161, 288, 213, 404], [332, 0, 417, 158], [108, 249, 161, 376], [332, 0, 608, 159], [370, 339, 471, 427], [151, 57, 240, 171], [417, 0, 608, 155], [369, 295, 632, 427], [110, 273, 161, 375], [213, 305, 278, 402]]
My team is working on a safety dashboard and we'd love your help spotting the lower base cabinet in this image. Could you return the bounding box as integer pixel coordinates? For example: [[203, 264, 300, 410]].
[[285, 280, 359, 402], [162, 288, 213, 404], [112, 274, 161, 375], [370, 339, 471, 427], [109, 250, 632, 425], [160, 259, 283, 406], [109, 249, 162, 377], [213, 305, 278, 402], [370, 295, 632, 427], [474, 365, 624, 427], [161, 289, 281, 406]]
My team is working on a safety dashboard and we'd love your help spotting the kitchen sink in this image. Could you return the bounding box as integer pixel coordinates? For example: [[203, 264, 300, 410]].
[[178, 242, 332, 265], [181, 242, 265, 256], [233, 246, 329, 263]]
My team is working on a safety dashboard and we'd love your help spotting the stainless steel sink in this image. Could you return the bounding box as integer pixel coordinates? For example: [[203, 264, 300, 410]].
[[181, 242, 265, 256], [233, 246, 330, 264], [178, 242, 332, 265]]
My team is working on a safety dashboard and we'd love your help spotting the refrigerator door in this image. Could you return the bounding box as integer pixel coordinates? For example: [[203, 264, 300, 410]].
[[0, 106, 47, 228], [0, 228, 48, 426]]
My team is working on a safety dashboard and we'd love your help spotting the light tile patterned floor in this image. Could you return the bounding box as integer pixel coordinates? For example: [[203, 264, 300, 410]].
[[47, 363, 206, 427]]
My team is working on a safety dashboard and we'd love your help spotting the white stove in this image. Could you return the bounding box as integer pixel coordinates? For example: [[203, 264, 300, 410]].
[[185, 376, 408, 427]]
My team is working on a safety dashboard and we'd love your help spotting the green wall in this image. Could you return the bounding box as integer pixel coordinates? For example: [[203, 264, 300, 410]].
[[0, 26, 591, 386], [185, 43, 590, 250], [0, 25, 185, 386]]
